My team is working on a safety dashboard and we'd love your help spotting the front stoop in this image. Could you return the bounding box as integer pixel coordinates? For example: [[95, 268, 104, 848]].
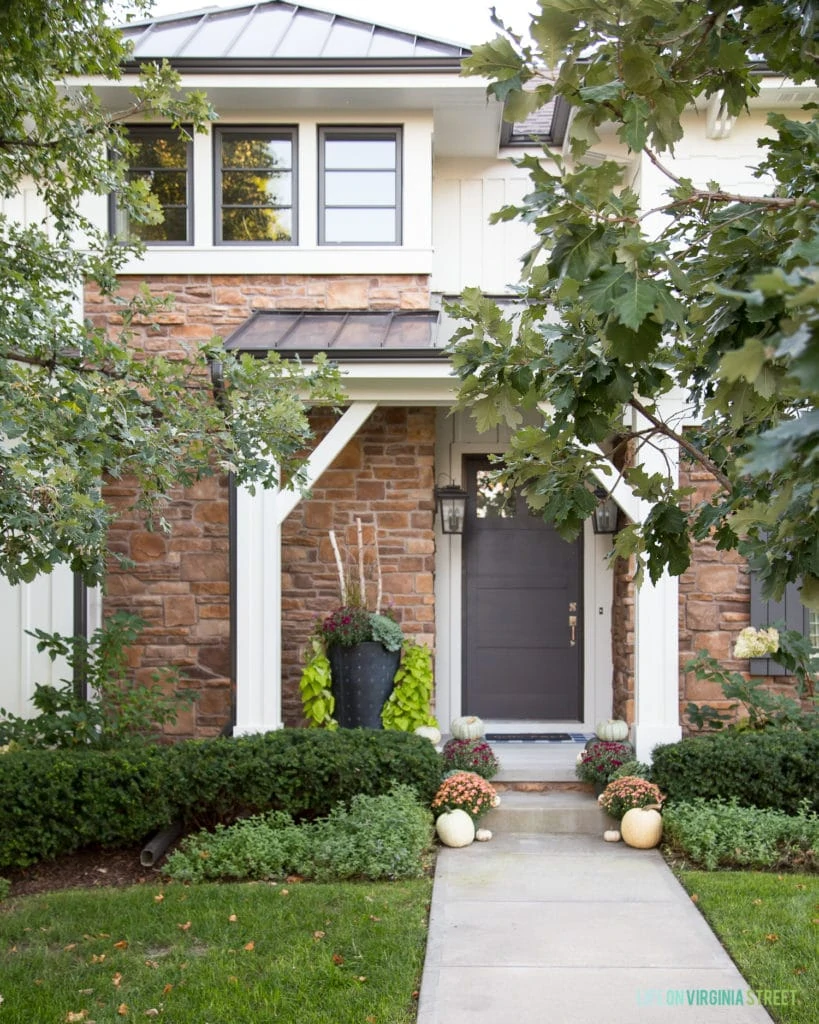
[[483, 789, 616, 835]]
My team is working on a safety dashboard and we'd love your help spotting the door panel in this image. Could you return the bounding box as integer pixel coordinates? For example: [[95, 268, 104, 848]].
[[463, 457, 583, 720]]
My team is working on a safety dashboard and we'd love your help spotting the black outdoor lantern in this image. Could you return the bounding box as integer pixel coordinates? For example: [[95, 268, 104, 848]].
[[592, 487, 619, 535], [434, 483, 468, 535]]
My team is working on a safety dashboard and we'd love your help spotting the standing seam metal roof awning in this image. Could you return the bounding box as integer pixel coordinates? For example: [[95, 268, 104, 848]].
[[120, 1, 470, 62], [224, 309, 446, 359]]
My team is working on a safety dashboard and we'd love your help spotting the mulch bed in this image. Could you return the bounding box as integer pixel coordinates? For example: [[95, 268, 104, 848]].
[[5, 845, 170, 899]]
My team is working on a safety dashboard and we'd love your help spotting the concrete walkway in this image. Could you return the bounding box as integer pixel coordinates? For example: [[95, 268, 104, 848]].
[[417, 831, 774, 1024]]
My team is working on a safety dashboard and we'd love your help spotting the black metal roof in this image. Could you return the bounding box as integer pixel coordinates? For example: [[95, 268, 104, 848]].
[[120, 1, 469, 65], [225, 308, 445, 359]]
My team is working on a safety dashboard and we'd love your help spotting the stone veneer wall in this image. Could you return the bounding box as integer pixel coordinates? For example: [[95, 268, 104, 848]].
[[678, 457, 802, 729], [90, 273, 431, 738], [280, 407, 436, 726]]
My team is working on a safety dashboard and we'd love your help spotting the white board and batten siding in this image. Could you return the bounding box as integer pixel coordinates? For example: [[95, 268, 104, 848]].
[[432, 157, 544, 295], [0, 569, 75, 720]]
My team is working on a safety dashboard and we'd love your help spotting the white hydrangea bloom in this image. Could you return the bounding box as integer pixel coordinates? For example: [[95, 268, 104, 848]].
[[734, 626, 780, 659]]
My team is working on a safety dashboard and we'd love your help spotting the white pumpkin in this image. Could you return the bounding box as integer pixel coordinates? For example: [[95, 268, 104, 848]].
[[603, 829, 621, 842], [450, 715, 485, 740], [595, 718, 629, 742], [435, 809, 475, 847], [475, 828, 493, 842], [414, 725, 442, 745], [621, 807, 663, 849]]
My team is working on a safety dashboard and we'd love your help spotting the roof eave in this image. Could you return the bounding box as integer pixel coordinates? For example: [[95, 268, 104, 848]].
[[121, 56, 467, 75]]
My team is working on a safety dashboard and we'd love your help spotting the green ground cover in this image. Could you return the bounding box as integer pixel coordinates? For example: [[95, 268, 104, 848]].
[[0, 879, 431, 1024], [678, 871, 819, 1024]]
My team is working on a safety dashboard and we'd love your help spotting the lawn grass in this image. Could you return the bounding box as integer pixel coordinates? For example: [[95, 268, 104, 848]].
[[678, 871, 819, 1024], [0, 878, 432, 1023]]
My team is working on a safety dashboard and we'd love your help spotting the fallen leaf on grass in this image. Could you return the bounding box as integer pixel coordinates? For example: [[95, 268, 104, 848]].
[[279, 889, 289, 897], [162, 985, 173, 996], [113, 941, 128, 950], [144, 1011, 160, 1018], [228, 914, 238, 923], [228, 976, 238, 985], [366, 1017, 377, 1023], [752, 899, 763, 906], [332, 953, 344, 966], [117, 1004, 128, 1017], [154, 895, 164, 903], [65, 1012, 88, 1023], [112, 973, 123, 988], [243, 942, 255, 952], [90, 954, 106, 965], [369, 916, 381, 922], [313, 931, 325, 941], [285, 875, 303, 883], [144, 960, 159, 970], [356, 976, 367, 984], [765, 934, 779, 943], [64, 943, 78, 951], [177, 922, 192, 932], [79, 990, 94, 996], [690, 894, 698, 903]]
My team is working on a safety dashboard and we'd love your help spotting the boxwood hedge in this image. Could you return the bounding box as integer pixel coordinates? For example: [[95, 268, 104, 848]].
[[651, 729, 819, 814], [0, 729, 441, 869]]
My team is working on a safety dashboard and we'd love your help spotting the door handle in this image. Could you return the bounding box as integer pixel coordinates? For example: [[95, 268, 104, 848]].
[[568, 613, 577, 647]]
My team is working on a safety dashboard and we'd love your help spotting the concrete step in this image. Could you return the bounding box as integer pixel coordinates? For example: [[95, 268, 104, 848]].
[[482, 790, 616, 835]]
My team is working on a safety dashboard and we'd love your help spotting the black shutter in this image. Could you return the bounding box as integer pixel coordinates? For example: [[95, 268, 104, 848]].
[[748, 575, 808, 675]]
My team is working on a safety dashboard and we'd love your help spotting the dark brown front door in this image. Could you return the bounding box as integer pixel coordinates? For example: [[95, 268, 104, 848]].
[[462, 456, 583, 720]]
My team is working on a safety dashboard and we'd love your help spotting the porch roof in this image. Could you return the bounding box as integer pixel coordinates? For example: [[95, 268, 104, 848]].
[[224, 308, 447, 360]]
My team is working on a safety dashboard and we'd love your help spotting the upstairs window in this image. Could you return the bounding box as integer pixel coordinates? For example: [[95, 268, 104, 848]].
[[112, 127, 192, 244], [216, 127, 296, 244], [319, 127, 402, 245]]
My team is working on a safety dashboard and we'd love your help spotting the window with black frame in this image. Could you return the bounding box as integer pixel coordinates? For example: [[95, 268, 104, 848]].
[[216, 127, 296, 244], [319, 127, 401, 245], [111, 126, 192, 244]]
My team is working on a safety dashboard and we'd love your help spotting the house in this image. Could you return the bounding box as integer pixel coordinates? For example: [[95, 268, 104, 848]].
[[1, 1, 813, 761]]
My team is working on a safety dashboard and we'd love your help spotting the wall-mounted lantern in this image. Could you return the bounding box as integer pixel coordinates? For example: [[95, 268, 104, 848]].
[[592, 487, 619, 535], [434, 482, 468, 535]]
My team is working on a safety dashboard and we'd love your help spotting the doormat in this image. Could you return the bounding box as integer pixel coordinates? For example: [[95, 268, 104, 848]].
[[485, 732, 574, 742]]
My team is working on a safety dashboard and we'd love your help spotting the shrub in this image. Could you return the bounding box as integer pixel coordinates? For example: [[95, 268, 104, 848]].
[[0, 728, 442, 870], [441, 738, 500, 779], [164, 811, 307, 883], [663, 798, 819, 870], [651, 730, 819, 814], [599, 776, 664, 820], [431, 771, 498, 822], [575, 741, 633, 785], [0, 745, 173, 869], [166, 728, 442, 827], [165, 786, 433, 883], [306, 786, 433, 881]]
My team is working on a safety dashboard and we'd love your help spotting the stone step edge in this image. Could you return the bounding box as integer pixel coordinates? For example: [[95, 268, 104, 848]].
[[493, 781, 595, 793]]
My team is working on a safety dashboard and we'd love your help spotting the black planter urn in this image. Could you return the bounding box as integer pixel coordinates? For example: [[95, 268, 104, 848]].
[[328, 642, 400, 729]]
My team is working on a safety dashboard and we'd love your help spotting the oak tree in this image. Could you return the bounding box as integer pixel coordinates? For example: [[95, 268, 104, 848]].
[[451, 0, 818, 604]]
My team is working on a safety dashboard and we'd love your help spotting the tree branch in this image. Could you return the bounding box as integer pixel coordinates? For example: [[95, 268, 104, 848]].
[[628, 395, 733, 492]]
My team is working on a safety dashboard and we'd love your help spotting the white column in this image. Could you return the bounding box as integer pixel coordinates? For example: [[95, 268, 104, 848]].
[[630, 397, 684, 762], [233, 403, 378, 734], [234, 483, 282, 736]]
